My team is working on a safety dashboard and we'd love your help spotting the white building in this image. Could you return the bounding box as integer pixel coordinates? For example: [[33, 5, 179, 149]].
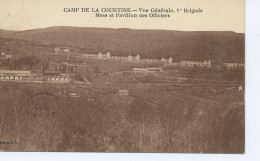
[[146, 68, 162, 72], [168, 57, 173, 64], [83, 52, 113, 60], [0, 52, 12, 60], [127, 55, 133, 61], [132, 68, 149, 72], [133, 54, 140, 61], [141, 58, 160, 63], [180, 60, 211, 67], [46, 75, 72, 83], [223, 63, 244, 69], [0, 70, 31, 81], [82, 52, 172, 64], [106, 52, 111, 59], [161, 58, 166, 63], [63, 48, 70, 53]]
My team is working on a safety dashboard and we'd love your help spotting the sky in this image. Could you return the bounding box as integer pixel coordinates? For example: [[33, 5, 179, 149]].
[[0, 0, 245, 33]]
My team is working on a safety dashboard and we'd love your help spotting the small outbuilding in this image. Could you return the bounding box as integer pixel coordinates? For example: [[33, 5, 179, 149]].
[[118, 89, 129, 96]]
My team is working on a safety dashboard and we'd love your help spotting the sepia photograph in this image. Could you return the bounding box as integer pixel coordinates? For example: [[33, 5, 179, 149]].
[[0, 0, 245, 153]]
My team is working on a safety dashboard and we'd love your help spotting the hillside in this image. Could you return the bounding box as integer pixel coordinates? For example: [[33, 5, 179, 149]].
[[0, 27, 245, 63]]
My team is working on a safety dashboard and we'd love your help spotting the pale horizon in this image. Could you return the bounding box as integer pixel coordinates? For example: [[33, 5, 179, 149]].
[[0, 25, 245, 34]]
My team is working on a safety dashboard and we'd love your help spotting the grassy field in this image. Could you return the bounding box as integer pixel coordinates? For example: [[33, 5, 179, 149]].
[[0, 81, 244, 153]]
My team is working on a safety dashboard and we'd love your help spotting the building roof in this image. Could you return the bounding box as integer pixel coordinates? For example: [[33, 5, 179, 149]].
[[0, 70, 30, 74], [132, 68, 148, 72], [146, 68, 162, 72]]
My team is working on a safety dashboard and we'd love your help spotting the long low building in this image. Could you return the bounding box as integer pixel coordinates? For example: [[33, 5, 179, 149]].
[[223, 63, 245, 69], [132, 68, 149, 72], [45, 75, 72, 83], [82, 52, 173, 64], [180, 60, 211, 67], [43, 71, 72, 83], [0, 70, 31, 81], [132, 67, 163, 72]]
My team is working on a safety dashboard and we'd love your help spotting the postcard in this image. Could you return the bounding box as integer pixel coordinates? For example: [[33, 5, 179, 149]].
[[0, 0, 245, 153]]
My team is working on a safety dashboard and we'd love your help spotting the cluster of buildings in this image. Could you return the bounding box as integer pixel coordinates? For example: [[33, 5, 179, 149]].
[[180, 60, 212, 67], [48, 61, 80, 74], [222, 63, 245, 69], [0, 49, 245, 83], [0, 56, 83, 82], [0, 53, 12, 60], [0, 69, 74, 83], [175, 60, 245, 69], [44, 72, 72, 83], [81, 52, 245, 69], [81, 52, 173, 64], [42, 60, 88, 83]]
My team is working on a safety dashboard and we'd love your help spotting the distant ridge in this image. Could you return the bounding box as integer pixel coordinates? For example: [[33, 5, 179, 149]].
[[0, 26, 244, 63]]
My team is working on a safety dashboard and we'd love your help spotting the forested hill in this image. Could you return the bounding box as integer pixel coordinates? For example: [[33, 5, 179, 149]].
[[0, 27, 244, 63]]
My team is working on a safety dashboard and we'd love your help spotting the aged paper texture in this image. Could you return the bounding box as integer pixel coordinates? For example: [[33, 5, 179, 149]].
[[0, 0, 244, 153]]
